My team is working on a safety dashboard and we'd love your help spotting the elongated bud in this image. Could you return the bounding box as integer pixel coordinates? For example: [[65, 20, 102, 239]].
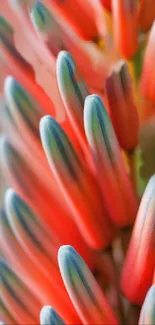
[[4, 76, 50, 166], [0, 207, 58, 302], [112, 0, 139, 58], [43, 0, 98, 41], [0, 259, 41, 325], [0, 137, 95, 268], [40, 115, 115, 250], [139, 285, 155, 325], [121, 175, 155, 304], [5, 189, 61, 284], [140, 22, 155, 104], [57, 51, 88, 140], [56, 51, 93, 166], [138, 0, 155, 32], [105, 62, 139, 151], [84, 94, 138, 227], [4, 76, 73, 203], [0, 137, 53, 217], [0, 137, 70, 235], [40, 306, 66, 325], [0, 208, 80, 324], [5, 189, 81, 324], [30, 1, 65, 57], [31, 1, 60, 37], [5, 76, 42, 142], [58, 245, 118, 325]]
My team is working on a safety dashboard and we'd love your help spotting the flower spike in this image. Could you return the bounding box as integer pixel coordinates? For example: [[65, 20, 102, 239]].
[[58, 245, 119, 325], [40, 115, 115, 249], [40, 306, 66, 325], [84, 94, 138, 227], [121, 175, 155, 304], [1, 1, 155, 324]]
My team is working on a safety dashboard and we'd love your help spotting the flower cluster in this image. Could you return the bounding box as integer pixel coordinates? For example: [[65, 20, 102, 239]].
[[1, 1, 155, 325]]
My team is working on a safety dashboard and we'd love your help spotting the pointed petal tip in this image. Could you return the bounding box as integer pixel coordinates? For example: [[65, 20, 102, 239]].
[[4, 77, 27, 110], [58, 245, 74, 257], [56, 51, 74, 82], [40, 306, 52, 325], [40, 306, 65, 325], [4, 188, 18, 212], [40, 114, 53, 125], [40, 115, 63, 139], [5, 187, 16, 202], [84, 94, 107, 133], [57, 51, 73, 64], [30, 1, 50, 31], [40, 115, 55, 137], [58, 245, 76, 268], [84, 94, 104, 110], [4, 76, 17, 97]]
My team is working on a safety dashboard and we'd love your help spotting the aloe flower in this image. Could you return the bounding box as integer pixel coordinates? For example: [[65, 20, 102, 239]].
[[1, 1, 155, 325]]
